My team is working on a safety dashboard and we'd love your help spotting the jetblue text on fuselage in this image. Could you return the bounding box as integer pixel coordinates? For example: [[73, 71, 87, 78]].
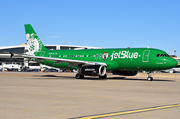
[[111, 51, 138, 60]]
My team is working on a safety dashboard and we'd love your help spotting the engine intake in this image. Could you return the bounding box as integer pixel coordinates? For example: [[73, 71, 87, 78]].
[[112, 70, 138, 76], [79, 65, 106, 76]]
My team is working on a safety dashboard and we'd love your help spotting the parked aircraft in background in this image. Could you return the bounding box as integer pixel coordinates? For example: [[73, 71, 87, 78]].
[[22, 24, 178, 81]]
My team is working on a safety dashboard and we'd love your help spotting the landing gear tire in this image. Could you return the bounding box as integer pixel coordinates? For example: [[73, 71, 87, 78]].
[[75, 74, 84, 79], [147, 77, 153, 81], [147, 71, 153, 81], [99, 74, 107, 79]]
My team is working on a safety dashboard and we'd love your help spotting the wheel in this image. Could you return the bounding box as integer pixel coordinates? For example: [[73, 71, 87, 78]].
[[147, 77, 153, 81], [75, 74, 84, 79], [99, 74, 107, 79]]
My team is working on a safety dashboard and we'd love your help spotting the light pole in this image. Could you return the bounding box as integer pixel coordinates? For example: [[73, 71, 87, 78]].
[[174, 50, 176, 56]]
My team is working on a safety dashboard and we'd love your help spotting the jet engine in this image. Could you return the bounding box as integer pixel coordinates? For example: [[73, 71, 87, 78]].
[[79, 65, 106, 76], [112, 70, 138, 76]]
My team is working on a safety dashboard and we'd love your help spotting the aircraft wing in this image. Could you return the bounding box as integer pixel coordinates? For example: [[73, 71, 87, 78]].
[[22, 54, 107, 67]]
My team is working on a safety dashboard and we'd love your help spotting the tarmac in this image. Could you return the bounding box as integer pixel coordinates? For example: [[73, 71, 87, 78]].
[[0, 72, 180, 119]]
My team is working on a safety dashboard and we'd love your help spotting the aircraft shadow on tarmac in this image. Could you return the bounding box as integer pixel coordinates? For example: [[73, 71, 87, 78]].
[[108, 77, 175, 82], [31, 75, 75, 79], [31, 75, 175, 82]]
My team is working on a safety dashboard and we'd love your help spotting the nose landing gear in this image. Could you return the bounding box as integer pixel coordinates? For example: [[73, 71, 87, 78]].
[[147, 72, 153, 81]]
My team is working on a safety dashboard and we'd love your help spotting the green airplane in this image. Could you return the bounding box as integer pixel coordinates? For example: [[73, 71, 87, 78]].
[[22, 24, 178, 81]]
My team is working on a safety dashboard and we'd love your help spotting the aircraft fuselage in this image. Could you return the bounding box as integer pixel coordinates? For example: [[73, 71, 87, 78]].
[[35, 48, 177, 71]]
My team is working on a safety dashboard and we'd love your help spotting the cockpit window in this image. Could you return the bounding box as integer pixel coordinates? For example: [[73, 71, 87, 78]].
[[160, 54, 164, 57], [164, 54, 170, 57], [157, 54, 170, 57]]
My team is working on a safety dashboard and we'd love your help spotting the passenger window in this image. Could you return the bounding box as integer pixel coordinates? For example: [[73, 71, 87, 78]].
[[156, 54, 160, 57]]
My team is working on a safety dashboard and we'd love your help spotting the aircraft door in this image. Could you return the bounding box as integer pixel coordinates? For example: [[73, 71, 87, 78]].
[[40, 51, 45, 56], [142, 50, 150, 62]]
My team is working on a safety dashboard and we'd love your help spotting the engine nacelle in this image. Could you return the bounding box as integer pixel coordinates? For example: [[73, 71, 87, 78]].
[[79, 65, 106, 76], [112, 70, 138, 76]]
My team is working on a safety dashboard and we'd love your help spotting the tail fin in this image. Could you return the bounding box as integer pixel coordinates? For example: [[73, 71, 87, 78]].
[[24, 24, 48, 55]]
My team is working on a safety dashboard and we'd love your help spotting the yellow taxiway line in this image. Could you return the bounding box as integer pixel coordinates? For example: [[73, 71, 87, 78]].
[[74, 103, 180, 119]]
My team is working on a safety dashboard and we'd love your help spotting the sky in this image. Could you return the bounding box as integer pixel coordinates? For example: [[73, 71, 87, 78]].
[[0, 0, 180, 56]]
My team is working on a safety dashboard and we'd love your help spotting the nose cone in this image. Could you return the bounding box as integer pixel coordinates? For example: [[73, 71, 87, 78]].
[[166, 58, 178, 68]]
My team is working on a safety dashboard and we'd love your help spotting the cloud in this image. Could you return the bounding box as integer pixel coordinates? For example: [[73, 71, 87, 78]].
[[49, 36, 62, 38]]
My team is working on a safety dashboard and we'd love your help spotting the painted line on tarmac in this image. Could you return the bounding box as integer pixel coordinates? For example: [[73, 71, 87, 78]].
[[72, 103, 180, 119]]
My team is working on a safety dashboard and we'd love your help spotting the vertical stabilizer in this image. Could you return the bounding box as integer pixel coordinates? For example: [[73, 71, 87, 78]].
[[24, 24, 48, 55]]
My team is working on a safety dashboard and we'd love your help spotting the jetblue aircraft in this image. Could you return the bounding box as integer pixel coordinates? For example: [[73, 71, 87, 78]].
[[22, 24, 178, 81]]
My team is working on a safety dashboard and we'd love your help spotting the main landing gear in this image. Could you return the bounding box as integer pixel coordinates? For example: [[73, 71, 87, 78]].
[[147, 72, 153, 81], [75, 74, 84, 79], [99, 74, 107, 79], [75, 74, 107, 79]]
